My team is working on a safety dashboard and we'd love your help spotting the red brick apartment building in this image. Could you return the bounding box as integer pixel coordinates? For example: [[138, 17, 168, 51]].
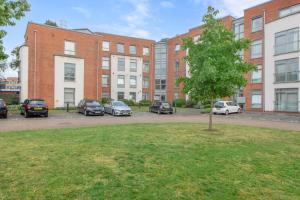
[[20, 0, 300, 112]]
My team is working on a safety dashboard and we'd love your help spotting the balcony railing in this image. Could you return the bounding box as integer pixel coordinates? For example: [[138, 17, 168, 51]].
[[274, 101, 299, 112], [274, 71, 300, 83]]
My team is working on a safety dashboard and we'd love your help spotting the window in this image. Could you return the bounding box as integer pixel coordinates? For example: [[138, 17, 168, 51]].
[[279, 4, 300, 18], [118, 57, 125, 71], [117, 75, 125, 88], [143, 61, 150, 73], [251, 40, 262, 59], [64, 63, 75, 82], [275, 88, 298, 112], [143, 77, 149, 88], [175, 44, 180, 52], [129, 92, 136, 101], [252, 65, 262, 83], [102, 41, 110, 51], [252, 16, 263, 32], [275, 28, 299, 55], [175, 60, 180, 75], [142, 93, 149, 100], [193, 35, 200, 43], [130, 59, 137, 72], [251, 90, 262, 108], [64, 88, 75, 107], [129, 76, 137, 88], [129, 45, 136, 54], [234, 22, 244, 40], [102, 75, 110, 87], [117, 92, 124, 100], [174, 93, 179, 100], [237, 50, 244, 59], [64, 41, 75, 55], [102, 57, 110, 70], [275, 58, 299, 83], [102, 92, 110, 99], [143, 47, 149, 56], [117, 43, 124, 53], [155, 79, 166, 90]]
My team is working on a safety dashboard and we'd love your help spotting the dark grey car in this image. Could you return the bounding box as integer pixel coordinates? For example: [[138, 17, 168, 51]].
[[78, 99, 105, 116]]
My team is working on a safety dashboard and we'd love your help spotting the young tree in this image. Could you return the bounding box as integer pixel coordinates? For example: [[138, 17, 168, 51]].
[[0, 0, 30, 62], [9, 46, 21, 70], [45, 20, 58, 27], [179, 7, 255, 131]]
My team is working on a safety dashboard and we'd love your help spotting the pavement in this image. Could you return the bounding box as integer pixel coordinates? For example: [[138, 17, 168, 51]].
[[0, 109, 300, 132]]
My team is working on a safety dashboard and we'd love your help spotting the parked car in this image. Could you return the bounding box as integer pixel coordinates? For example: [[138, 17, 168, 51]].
[[212, 101, 241, 115], [0, 99, 8, 119], [20, 99, 48, 118], [78, 99, 104, 116], [104, 100, 132, 116], [149, 101, 173, 114]]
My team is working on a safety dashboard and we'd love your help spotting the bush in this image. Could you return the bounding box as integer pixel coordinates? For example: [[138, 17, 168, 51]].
[[0, 93, 19, 105], [173, 99, 186, 107], [100, 97, 111, 105], [121, 99, 136, 106], [185, 100, 197, 108], [139, 100, 152, 106]]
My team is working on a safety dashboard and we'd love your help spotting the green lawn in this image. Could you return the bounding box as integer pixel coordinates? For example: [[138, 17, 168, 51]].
[[0, 123, 299, 200]]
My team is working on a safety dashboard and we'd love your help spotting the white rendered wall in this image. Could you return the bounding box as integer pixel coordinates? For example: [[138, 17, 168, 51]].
[[19, 46, 29, 102]]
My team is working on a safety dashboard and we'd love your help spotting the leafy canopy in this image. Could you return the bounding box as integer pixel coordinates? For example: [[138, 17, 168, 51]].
[[179, 7, 255, 102]]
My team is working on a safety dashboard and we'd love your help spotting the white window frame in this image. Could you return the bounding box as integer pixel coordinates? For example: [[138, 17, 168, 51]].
[[102, 57, 110, 70], [64, 41, 75, 55], [102, 41, 110, 51]]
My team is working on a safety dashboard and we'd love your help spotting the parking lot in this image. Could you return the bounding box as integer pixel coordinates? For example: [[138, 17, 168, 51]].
[[1, 109, 300, 132]]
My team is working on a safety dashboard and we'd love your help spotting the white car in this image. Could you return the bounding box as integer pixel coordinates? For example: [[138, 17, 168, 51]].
[[212, 101, 241, 115]]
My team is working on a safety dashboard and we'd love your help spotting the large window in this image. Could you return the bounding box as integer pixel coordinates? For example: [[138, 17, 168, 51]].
[[64, 88, 75, 107], [117, 75, 125, 88], [252, 65, 262, 83], [155, 79, 166, 90], [129, 92, 136, 101], [193, 35, 200, 43], [275, 88, 298, 112], [64, 41, 75, 55], [234, 22, 244, 40], [129, 45, 136, 55], [129, 76, 137, 88], [279, 4, 300, 18], [102, 41, 110, 51], [117, 92, 124, 100], [175, 44, 180, 52], [275, 58, 299, 83], [102, 75, 110, 87], [251, 90, 262, 108], [142, 93, 149, 100], [130, 59, 137, 72], [102, 92, 110, 99], [143, 47, 149, 56], [143, 77, 149, 88], [251, 40, 262, 59], [143, 61, 150, 73], [118, 57, 125, 71], [64, 63, 75, 82], [117, 43, 124, 53], [102, 57, 110, 70], [175, 60, 180, 75], [275, 28, 299, 55], [252, 16, 263, 32]]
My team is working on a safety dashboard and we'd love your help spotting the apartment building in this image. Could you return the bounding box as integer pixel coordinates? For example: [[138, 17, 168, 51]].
[[19, 0, 300, 112]]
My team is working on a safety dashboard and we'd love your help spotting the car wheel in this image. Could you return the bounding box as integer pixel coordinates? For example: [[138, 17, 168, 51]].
[[44, 112, 48, 117], [24, 111, 29, 118], [4, 112, 7, 119], [84, 110, 88, 116], [237, 108, 241, 113], [213, 112, 217, 115], [225, 110, 229, 115], [112, 110, 115, 116], [158, 110, 161, 114]]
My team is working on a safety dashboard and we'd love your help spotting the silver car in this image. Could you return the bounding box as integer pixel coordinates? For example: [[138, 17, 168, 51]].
[[104, 101, 132, 116]]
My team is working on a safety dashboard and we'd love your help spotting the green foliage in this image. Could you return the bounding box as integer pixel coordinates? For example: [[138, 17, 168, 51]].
[[99, 97, 111, 105], [179, 7, 255, 102], [173, 98, 185, 107], [138, 99, 152, 106], [9, 46, 21, 70], [45, 20, 57, 26], [0, 0, 30, 61], [0, 93, 19, 105], [121, 99, 136, 106]]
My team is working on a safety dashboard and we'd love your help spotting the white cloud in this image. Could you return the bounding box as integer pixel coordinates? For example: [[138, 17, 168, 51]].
[[72, 6, 91, 19], [191, 0, 269, 17], [160, 1, 175, 8]]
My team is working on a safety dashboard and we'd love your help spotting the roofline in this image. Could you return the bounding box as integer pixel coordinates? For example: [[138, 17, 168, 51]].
[[244, 0, 272, 11], [188, 15, 235, 32], [95, 32, 156, 42], [25, 22, 103, 38]]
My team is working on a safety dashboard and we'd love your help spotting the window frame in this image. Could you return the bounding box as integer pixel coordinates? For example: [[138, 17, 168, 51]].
[[251, 90, 262, 109], [64, 40, 76, 55], [129, 45, 137, 55], [102, 57, 110, 70], [117, 75, 125, 88], [251, 16, 263, 33], [102, 41, 110, 51], [64, 63, 76, 82], [251, 40, 263, 59]]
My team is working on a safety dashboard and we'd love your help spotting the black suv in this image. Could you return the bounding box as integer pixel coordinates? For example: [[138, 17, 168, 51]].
[[0, 99, 8, 118], [149, 101, 173, 114], [78, 99, 104, 116], [20, 99, 48, 118]]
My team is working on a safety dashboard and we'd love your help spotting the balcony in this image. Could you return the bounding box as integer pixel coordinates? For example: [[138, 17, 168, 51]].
[[274, 71, 300, 83]]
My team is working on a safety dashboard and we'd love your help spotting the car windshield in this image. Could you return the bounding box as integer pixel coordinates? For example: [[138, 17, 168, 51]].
[[214, 102, 224, 108], [162, 103, 170, 107], [29, 100, 45, 105], [113, 101, 126, 107], [86, 101, 101, 107]]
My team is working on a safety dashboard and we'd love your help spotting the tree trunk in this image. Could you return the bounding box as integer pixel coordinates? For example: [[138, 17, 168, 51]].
[[208, 98, 214, 131]]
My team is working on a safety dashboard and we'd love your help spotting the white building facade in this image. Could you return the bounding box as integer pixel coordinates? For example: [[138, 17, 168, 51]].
[[264, 13, 300, 112]]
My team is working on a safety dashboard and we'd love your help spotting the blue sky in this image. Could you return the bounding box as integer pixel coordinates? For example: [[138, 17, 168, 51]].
[[3, 0, 268, 77]]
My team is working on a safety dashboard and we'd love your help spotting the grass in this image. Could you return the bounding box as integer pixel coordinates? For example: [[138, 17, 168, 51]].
[[0, 123, 299, 200]]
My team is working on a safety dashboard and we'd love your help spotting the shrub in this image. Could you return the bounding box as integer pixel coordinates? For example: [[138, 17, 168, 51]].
[[173, 99, 186, 107], [139, 100, 152, 106], [100, 98, 111, 105], [121, 99, 136, 106], [0, 93, 19, 105], [185, 100, 197, 108]]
